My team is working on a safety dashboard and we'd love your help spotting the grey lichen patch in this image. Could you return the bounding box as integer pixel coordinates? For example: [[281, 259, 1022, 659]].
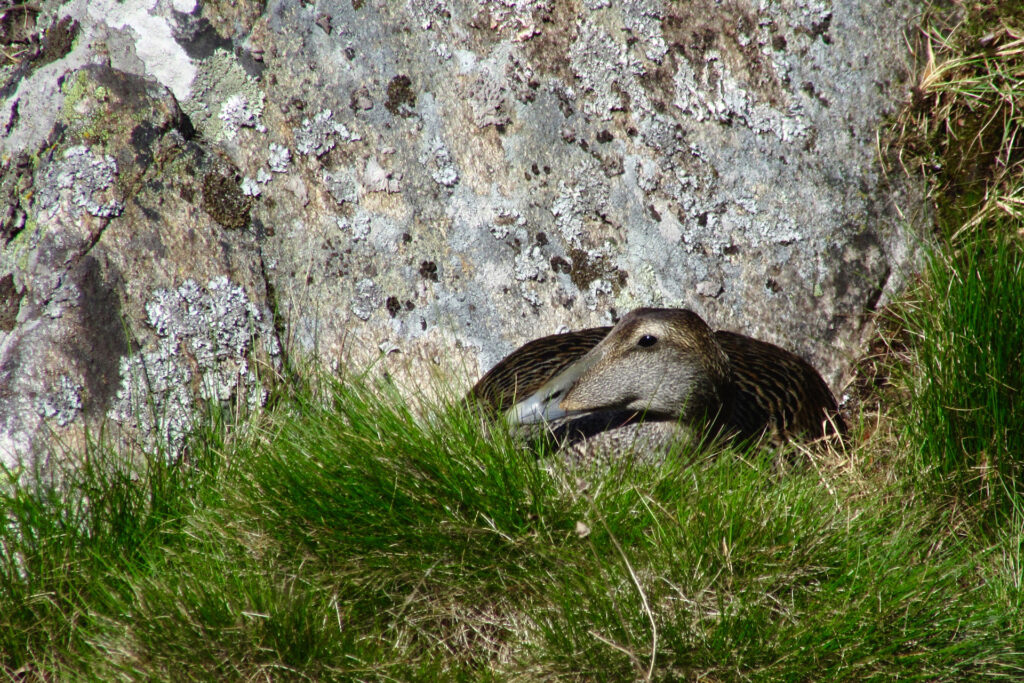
[[37, 146, 124, 218], [268, 143, 291, 172], [218, 93, 267, 141], [338, 213, 371, 241], [419, 137, 459, 187], [408, 0, 451, 30], [240, 177, 261, 196], [295, 109, 360, 157], [351, 278, 383, 320], [35, 375, 83, 427], [622, 0, 667, 63], [551, 173, 612, 248], [109, 277, 279, 456], [570, 17, 641, 119], [181, 49, 266, 142], [202, 172, 250, 229], [323, 167, 359, 204], [671, 56, 808, 141], [467, 66, 511, 129]]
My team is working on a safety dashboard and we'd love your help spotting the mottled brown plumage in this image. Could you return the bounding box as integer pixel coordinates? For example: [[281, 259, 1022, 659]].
[[469, 308, 845, 444]]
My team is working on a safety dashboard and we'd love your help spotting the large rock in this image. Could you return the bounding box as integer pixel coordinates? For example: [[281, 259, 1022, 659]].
[[0, 0, 924, 466]]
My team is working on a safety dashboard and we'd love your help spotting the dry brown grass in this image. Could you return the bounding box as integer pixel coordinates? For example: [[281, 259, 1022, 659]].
[[888, 2, 1024, 236]]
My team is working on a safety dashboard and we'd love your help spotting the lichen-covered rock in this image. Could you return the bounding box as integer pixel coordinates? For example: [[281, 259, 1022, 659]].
[[0, 0, 925, 467], [0, 62, 278, 467]]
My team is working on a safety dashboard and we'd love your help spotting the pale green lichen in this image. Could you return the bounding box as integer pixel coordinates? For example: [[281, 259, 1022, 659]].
[[58, 72, 113, 144], [182, 49, 266, 142]]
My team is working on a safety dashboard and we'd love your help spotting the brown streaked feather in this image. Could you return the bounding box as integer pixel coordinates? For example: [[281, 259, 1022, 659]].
[[469, 326, 611, 412], [714, 331, 845, 440]]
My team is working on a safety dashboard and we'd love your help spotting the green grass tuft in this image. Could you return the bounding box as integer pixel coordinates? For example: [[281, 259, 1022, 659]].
[[896, 232, 1024, 514]]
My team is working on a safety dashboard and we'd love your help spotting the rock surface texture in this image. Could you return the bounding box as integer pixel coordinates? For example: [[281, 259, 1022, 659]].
[[0, 0, 923, 466]]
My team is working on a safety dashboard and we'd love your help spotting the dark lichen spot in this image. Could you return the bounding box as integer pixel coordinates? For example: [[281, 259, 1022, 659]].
[[1, 152, 31, 244], [0, 5, 39, 48], [568, 248, 602, 290], [535, 231, 548, 246], [647, 204, 662, 221], [130, 122, 161, 165], [344, 46, 356, 60], [402, 232, 412, 243], [550, 255, 571, 274], [697, 212, 708, 227], [404, 300, 415, 311], [801, 81, 830, 107], [808, 13, 832, 43], [596, 129, 613, 143], [418, 260, 438, 281], [772, 34, 787, 51], [723, 243, 740, 255], [202, 172, 250, 229], [766, 278, 782, 293], [3, 98, 19, 137], [0, 273, 22, 332], [352, 0, 364, 9], [385, 295, 401, 317], [40, 16, 78, 67], [385, 74, 416, 117], [133, 198, 161, 223]]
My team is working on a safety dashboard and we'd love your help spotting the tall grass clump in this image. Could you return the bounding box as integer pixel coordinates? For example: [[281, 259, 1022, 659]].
[[887, 1, 1024, 515], [897, 233, 1024, 511], [0, 429, 223, 677]]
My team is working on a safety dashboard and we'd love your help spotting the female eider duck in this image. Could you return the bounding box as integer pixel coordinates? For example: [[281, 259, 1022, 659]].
[[469, 308, 845, 446]]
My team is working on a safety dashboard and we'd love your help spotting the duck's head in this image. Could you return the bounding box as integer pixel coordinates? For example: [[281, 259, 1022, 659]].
[[509, 308, 731, 426]]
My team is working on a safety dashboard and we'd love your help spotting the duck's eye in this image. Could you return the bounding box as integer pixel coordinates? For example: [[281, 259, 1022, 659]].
[[637, 334, 658, 348]]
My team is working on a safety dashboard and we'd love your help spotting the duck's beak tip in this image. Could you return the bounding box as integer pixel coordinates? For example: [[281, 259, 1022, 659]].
[[507, 390, 569, 425]]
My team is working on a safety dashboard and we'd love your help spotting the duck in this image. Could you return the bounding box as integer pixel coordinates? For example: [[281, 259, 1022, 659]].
[[468, 307, 845, 446]]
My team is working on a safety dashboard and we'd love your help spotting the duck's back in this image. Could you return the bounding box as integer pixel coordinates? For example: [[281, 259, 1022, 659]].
[[714, 331, 845, 441]]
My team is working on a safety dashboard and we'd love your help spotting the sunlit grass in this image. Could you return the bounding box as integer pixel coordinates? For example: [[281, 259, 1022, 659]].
[[2, 373, 1022, 679], [893, 232, 1024, 516]]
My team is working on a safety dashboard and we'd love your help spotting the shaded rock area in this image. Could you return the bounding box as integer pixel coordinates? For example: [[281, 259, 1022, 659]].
[[0, 0, 925, 467]]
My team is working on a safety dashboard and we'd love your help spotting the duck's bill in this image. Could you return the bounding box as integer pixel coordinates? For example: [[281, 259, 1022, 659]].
[[507, 388, 570, 424], [505, 352, 598, 425]]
